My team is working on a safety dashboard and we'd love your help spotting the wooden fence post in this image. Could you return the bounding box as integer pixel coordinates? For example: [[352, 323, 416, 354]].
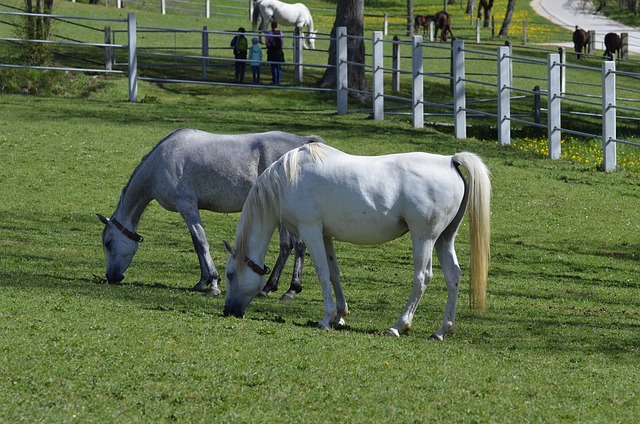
[[453, 39, 466, 139], [294, 27, 304, 83], [127, 13, 137, 103], [602, 61, 616, 171], [412, 35, 424, 128], [337, 26, 348, 115], [498, 45, 511, 146], [547, 53, 561, 159], [372, 31, 384, 120]]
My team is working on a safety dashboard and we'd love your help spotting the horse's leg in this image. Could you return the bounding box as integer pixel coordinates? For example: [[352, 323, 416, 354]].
[[384, 236, 433, 337], [299, 228, 336, 330], [431, 234, 462, 341], [280, 232, 306, 301], [180, 206, 221, 296], [323, 236, 348, 327], [259, 223, 291, 297]]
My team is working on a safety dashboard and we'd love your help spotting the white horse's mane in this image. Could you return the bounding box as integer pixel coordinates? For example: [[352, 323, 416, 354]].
[[235, 142, 327, 263]]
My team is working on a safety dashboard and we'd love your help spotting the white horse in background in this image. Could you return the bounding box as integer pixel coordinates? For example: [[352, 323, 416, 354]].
[[252, 0, 317, 49], [223, 143, 491, 341]]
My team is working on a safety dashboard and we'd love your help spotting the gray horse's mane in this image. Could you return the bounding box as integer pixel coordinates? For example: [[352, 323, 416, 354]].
[[235, 141, 327, 264], [118, 128, 186, 205]]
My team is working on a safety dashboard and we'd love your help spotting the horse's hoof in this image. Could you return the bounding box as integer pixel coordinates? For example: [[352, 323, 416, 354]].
[[279, 291, 296, 301], [206, 286, 221, 297], [430, 333, 445, 342], [383, 328, 400, 337], [331, 318, 346, 329], [317, 322, 332, 331]]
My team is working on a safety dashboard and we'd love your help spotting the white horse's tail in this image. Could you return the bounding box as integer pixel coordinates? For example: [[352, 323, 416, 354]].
[[453, 152, 491, 313]]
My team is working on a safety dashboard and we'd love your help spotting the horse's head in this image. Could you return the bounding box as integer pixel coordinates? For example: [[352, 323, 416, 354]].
[[222, 240, 268, 318], [97, 214, 142, 284], [307, 30, 317, 49]]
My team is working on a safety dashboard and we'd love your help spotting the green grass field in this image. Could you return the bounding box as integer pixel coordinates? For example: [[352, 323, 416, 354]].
[[1, 78, 640, 422], [2, 1, 640, 422]]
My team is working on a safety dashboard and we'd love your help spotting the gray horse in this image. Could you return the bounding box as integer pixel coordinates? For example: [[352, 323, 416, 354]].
[[98, 128, 323, 298]]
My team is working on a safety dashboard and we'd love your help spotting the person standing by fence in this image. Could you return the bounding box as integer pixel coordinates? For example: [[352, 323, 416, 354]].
[[266, 22, 284, 85], [230, 27, 248, 83], [249, 37, 263, 84]]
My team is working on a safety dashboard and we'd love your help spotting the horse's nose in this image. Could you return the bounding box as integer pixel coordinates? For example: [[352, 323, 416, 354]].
[[223, 302, 245, 318], [106, 272, 124, 284]]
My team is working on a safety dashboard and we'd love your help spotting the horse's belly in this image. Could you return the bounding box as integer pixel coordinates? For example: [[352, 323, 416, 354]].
[[322, 215, 409, 245]]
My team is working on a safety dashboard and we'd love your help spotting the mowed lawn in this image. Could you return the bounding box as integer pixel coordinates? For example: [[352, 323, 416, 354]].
[[1, 80, 639, 422]]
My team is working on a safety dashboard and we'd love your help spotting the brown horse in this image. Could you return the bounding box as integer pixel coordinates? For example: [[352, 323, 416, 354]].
[[604, 32, 622, 60], [427, 11, 454, 42], [414, 15, 428, 35], [572, 26, 590, 60]]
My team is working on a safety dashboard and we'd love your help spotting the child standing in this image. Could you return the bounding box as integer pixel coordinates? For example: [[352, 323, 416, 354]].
[[248, 37, 263, 84]]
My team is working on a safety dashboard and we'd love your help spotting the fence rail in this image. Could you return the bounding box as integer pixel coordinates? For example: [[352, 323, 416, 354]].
[[1, 8, 640, 172]]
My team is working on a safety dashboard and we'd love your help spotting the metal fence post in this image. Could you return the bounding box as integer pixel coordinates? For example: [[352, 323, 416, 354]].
[[373, 31, 384, 120], [498, 45, 511, 146], [547, 53, 561, 159], [294, 27, 304, 83], [104, 26, 112, 71], [453, 39, 466, 139], [412, 35, 424, 128], [127, 13, 138, 103], [558, 47, 566, 94], [337, 26, 348, 115], [602, 61, 616, 171], [392, 36, 400, 92], [202, 26, 208, 80]]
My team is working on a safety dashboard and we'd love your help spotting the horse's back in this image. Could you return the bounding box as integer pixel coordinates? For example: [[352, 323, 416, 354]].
[[146, 129, 316, 212], [276, 145, 465, 244]]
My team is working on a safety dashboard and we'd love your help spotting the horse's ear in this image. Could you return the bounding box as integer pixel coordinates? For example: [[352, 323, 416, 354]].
[[97, 214, 110, 226], [223, 240, 236, 257]]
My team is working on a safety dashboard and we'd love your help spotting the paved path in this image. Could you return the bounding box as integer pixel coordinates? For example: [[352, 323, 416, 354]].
[[531, 0, 640, 54]]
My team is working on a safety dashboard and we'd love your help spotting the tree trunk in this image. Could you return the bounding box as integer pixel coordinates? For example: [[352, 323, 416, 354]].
[[498, 0, 516, 38], [23, 0, 54, 65], [407, 0, 414, 36], [319, 0, 369, 103]]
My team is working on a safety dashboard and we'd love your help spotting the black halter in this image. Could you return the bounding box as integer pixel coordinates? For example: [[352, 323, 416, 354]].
[[111, 218, 143, 243], [245, 257, 270, 276]]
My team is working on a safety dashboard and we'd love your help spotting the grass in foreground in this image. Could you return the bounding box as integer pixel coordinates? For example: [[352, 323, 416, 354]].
[[1, 82, 639, 422]]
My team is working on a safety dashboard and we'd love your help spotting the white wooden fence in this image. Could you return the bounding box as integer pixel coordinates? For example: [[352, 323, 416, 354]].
[[1, 8, 639, 172]]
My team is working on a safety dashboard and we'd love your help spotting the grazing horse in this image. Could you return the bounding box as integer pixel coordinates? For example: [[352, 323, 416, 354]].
[[98, 129, 324, 299], [252, 0, 316, 49], [604, 32, 622, 60], [414, 15, 428, 35], [572, 26, 590, 60], [426, 11, 454, 42], [223, 143, 491, 341]]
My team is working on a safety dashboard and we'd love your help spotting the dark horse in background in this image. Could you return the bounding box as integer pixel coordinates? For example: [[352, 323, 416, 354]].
[[604, 32, 622, 60], [572, 26, 590, 60], [414, 11, 453, 42]]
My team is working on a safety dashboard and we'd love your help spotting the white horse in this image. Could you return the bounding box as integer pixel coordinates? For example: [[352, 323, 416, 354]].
[[98, 129, 324, 299], [252, 0, 317, 49], [223, 143, 491, 340]]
